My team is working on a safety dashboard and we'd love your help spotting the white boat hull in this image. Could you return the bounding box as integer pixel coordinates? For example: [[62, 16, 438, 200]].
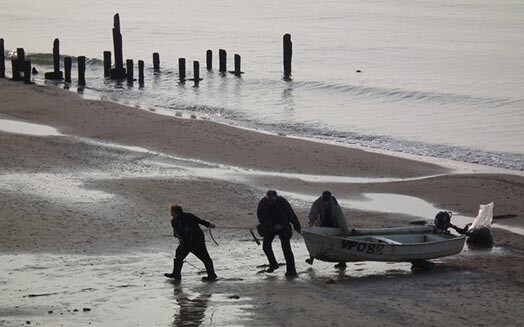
[[302, 226, 466, 262]]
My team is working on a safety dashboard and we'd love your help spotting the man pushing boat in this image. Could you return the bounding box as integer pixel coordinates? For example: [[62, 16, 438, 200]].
[[306, 191, 350, 269]]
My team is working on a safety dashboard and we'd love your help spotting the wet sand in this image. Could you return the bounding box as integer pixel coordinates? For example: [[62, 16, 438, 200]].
[[1, 79, 524, 326]]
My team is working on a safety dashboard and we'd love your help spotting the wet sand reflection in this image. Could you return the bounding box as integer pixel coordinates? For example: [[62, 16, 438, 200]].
[[172, 287, 210, 327]]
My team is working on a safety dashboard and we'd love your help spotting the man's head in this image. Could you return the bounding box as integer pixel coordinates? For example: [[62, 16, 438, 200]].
[[170, 204, 183, 218], [321, 191, 332, 206], [266, 190, 278, 205]]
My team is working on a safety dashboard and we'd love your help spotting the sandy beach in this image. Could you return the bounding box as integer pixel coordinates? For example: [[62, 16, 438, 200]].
[[1, 79, 524, 326]]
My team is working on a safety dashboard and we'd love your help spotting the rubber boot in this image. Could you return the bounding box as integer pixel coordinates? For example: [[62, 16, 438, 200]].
[[164, 258, 177, 279]]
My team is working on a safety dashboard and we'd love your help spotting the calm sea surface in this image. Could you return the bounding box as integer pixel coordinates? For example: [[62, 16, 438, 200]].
[[1, 0, 524, 170]]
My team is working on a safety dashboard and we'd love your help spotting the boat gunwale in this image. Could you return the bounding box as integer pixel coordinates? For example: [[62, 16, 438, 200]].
[[302, 230, 467, 247]]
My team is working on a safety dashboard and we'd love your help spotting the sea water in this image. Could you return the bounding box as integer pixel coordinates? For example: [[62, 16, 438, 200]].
[[1, 0, 523, 170]]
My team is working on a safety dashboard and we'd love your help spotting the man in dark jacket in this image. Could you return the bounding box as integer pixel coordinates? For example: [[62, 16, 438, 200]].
[[164, 204, 217, 282], [257, 190, 301, 277]]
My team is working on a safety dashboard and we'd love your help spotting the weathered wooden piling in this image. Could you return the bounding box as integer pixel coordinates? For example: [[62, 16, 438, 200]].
[[219, 49, 227, 73], [18, 48, 26, 80], [234, 54, 241, 75], [53, 39, 60, 74], [103, 51, 111, 77], [206, 50, 212, 71], [24, 61, 33, 84], [45, 38, 64, 80], [283, 33, 292, 80], [110, 13, 126, 79], [11, 59, 20, 81], [229, 54, 244, 76], [0, 38, 5, 78], [190, 61, 203, 86], [138, 60, 144, 86], [64, 56, 72, 83], [11, 48, 25, 81], [78, 56, 86, 86], [126, 59, 134, 84], [17, 48, 25, 64], [178, 58, 186, 82], [153, 52, 160, 71]]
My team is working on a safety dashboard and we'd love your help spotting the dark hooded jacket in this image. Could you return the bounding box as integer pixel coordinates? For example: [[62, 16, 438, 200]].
[[257, 196, 301, 233], [171, 212, 211, 244]]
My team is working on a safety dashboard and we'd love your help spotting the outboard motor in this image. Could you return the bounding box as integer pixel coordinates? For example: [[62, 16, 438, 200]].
[[434, 211, 468, 235], [434, 211, 452, 232], [434, 206, 493, 247]]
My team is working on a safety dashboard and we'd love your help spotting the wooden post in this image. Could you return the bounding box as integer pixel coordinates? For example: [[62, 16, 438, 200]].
[[235, 54, 241, 75], [110, 13, 126, 79], [78, 56, 86, 86], [191, 61, 203, 86], [103, 51, 111, 77], [11, 48, 25, 81], [24, 61, 33, 84], [138, 60, 144, 86], [113, 14, 124, 72], [45, 38, 64, 80], [53, 39, 60, 73], [219, 49, 226, 73], [11, 59, 20, 81], [153, 52, 160, 71], [229, 54, 244, 76], [206, 50, 212, 71], [283, 33, 292, 80], [126, 59, 134, 84], [17, 48, 25, 64], [0, 38, 5, 78], [64, 56, 72, 83], [178, 58, 186, 82]]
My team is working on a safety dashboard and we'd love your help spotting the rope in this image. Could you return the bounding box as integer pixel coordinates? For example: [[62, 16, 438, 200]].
[[249, 228, 261, 245], [208, 229, 219, 246], [214, 226, 258, 230], [184, 259, 200, 270], [207, 226, 261, 246]]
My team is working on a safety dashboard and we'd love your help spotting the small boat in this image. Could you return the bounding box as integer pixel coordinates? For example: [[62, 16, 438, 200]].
[[302, 225, 466, 262]]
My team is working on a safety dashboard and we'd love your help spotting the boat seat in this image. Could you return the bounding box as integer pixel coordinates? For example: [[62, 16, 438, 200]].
[[370, 236, 402, 245]]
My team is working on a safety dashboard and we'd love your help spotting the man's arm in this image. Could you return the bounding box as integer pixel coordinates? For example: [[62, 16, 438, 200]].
[[335, 204, 350, 235], [308, 199, 320, 226], [190, 213, 213, 228], [257, 199, 266, 225], [284, 198, 301, 233], [170, 219, 180, 238]]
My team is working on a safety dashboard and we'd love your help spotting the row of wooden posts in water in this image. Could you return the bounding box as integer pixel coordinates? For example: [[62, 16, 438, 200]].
[[1, 38, 87, 86], [0, 14, 293, 87]]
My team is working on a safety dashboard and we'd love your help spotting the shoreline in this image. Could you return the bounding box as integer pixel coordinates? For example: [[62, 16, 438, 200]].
[[0, 79, 450, 178], [79, 88, 524, 177], [2, 79, 521, 175], [54, 82, 524, 174]]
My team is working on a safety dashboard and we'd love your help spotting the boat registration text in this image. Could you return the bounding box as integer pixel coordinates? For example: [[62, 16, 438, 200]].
[[341, 240, 385, 255]]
